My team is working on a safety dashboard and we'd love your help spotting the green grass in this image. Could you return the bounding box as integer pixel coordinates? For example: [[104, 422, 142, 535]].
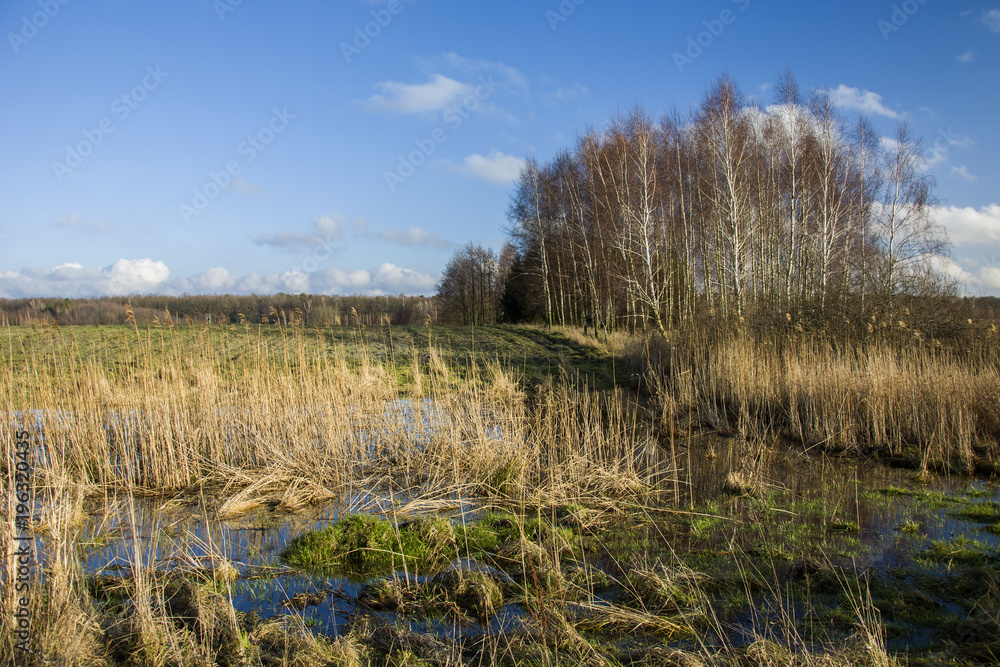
[[281, 514, 456, 575]]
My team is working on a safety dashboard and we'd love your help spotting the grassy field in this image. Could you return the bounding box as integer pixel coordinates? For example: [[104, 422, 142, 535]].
[[2, 320, 999, 666]]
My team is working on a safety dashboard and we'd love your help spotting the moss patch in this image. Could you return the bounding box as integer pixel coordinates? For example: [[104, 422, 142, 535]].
[[281, 514, 458, 576]]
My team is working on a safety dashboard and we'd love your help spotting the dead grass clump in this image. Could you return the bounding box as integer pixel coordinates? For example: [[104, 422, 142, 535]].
[[359, 577, 423, 613], [97, 572, 248, 667], [432, 567, 504, 621], [744, 638, 794, 666], [565, 599, 694, 639], [721, 471, 758, 497], [622, 563, 707, 613], [252, 615, 358, 667], [349, 614, 461, 666]]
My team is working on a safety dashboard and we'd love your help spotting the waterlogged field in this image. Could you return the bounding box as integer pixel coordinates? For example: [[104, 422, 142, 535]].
[[2, 321, 999, 666]]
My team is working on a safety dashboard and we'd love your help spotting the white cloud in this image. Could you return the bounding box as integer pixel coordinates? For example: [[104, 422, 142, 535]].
[[922, 127, 975, 169], [950, 165, 978, 182], [956, 51, 975, 63], [364, 74, 475, 114], [56, 214, 109, 231], [826, 85, 902, 119], [0, 257, 437, 298], [377, 226, 453, 248], [0, 259, 170, 298], [182, 270, 310, 295], [929, 256, 1000, 294], [435, 53, 528, 93], [450, 150, 525, 184], [310, 263, 438, 295], [252, 213, 369, 251], [932, 204, 1000, 246], [186, 267, 236, 292], [108, 259, 170, 294], [984, 9, 1000, 32]]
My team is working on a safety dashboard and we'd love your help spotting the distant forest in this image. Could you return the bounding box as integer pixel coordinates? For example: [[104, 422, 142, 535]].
[[0, 294, 436, 327]]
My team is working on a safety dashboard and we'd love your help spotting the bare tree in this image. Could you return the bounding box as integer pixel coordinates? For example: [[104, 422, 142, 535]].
[[870, 123, 946, 297], [436, 244, 504, 325]]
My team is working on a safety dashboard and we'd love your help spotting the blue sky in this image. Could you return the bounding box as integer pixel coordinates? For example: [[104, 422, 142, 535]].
[[1, 0, 999, 298]]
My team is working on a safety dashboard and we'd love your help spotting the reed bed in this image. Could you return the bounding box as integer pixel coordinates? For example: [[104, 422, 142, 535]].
[[3, 321, 991, 665], [0, 323, 654, 504], [641, 326, 1000, 474]]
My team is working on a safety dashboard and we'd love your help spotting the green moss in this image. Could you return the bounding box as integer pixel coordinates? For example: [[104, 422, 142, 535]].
[[455, 512, 518, 555], [948, 501, 1000, 526], [919, 537, 993, 567], [284, 510, 585, 577], [825, 520, 860, 533], [866, 486, 963, 509], [281, 514, 458, 576]]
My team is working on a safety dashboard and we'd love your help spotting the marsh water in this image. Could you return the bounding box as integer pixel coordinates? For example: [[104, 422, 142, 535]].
[[65, 432, 1000, 646]]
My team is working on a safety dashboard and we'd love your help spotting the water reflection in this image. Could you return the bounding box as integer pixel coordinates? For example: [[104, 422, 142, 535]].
[[47, 433, 999, 639]]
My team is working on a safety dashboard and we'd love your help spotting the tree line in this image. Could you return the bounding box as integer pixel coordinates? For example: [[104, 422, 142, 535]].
[[0, 293, 437, 327], [437, 71, 952, 334]]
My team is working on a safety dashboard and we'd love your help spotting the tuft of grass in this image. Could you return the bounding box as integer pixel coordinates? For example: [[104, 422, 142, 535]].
[[281, 515, 460, 576], [920, 537, 993, 567]]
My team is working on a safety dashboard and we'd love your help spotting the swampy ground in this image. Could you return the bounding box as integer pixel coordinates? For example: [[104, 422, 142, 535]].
[[3, 322, 1000, 666]]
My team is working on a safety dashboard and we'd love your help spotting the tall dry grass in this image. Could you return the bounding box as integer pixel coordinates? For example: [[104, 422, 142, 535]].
[[639, 325, 1000, 474], [1, 324, 660, 504], [1, 322, 671, 664]]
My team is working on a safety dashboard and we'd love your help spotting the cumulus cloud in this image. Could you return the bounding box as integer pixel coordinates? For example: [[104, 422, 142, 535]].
[[172, 270, 311, 296], [0, 259, 169, 298], [929, 256, 1000, 294], [450, 150, 525, 184], [311, 263, 437, 295], [364, 74, 475, 114], [956, 51, 975, 63], [0, 259, 436, 298], [932, 204, 1000, 247], [377, 226, 453, 248], [108, 259, 170, 294], [252, 213, 369, 251], [826, 85, 902, 119]]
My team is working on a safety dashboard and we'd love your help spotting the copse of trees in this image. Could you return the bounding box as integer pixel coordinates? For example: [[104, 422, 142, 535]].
[[482, 71, 951, 334], [435, 243, 513, 326]]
